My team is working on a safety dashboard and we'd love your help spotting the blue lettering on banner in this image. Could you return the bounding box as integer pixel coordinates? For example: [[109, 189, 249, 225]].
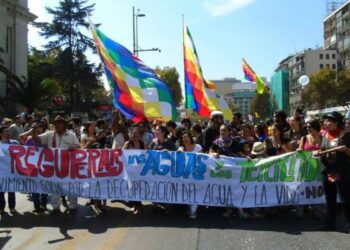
[[128, 154, 147, 164], [140, 151, 208, 180]]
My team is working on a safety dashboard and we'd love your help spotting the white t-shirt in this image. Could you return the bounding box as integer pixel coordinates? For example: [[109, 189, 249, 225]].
[[112, 132, 125, 149], [39, 130, 80, 149], [142, 132, 154, 145], [178, 144, 202, 153]]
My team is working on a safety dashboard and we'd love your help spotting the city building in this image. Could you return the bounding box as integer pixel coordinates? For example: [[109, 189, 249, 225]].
[[211, 78, 257, 120], [287, 48, 337, 113], [210, 77, 242, 96], [324, 0, 350, 69], [270, 56, 291, 114], [0, 0, 36, 115]]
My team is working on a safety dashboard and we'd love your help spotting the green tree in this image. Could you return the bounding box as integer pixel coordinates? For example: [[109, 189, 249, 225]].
[[155, 66, 183, 107], [334, 70, 350, 107], [34, 0, 101, 114], [301, 68, 337, 109], [0, 48, 62, 114], [250, 92, 272, 120]]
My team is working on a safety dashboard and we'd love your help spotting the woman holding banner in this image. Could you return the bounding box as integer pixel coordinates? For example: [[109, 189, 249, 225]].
[[23, 122, 48, 214], [318, 111, 350, 232], [81, 121, 106, 215], [178, 131, 202, 219], [149, 125, 176, 214], [297, 119, 323, 218], [264, 124, 292, 157], [122, 126, 147, 214]]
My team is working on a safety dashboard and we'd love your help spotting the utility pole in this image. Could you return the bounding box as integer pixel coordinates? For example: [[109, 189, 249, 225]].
[[132, 6, 160, 57]]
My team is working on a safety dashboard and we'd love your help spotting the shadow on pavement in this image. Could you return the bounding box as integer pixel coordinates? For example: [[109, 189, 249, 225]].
[[0, 230, 12, 249], [0, 204, 348, 239]]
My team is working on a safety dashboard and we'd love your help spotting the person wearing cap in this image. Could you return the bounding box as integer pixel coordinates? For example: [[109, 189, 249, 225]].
[[318, 111, 350, 231], [1, 118, 13, 126], [251, 141, 267, 158], [202, 111, 224, 153], [9, 115, 24, 143], [38, 115, 81, 216], [0, 125, 20, 214]]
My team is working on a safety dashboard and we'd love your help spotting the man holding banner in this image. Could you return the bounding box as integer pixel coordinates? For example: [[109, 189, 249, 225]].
[[38, 116, 81, 216], [0, 125, 20, 214]]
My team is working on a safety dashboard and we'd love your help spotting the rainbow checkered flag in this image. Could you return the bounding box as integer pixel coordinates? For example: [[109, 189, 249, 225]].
[[90, 23, 176, 122], [183, 21, 231, 120]]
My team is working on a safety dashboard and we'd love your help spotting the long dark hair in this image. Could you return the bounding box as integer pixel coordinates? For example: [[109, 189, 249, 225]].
[[157, 125, 169, 137], [273, 124, 289, 144], [179, 131, 195, 147], [84, 121, 94, 135]]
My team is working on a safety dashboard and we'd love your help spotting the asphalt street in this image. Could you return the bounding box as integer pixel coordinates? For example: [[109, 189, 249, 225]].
[[1, 194, 350, 250]]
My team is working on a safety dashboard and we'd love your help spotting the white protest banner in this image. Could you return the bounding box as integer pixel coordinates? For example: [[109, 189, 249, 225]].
[[0, 144, 325, 207]]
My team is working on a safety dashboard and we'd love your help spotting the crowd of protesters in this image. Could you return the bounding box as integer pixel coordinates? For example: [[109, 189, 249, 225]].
[[1, 108, 350, 232]]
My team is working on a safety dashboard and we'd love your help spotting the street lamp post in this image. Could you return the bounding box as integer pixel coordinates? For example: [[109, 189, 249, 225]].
[[132, 6, 160, 57]]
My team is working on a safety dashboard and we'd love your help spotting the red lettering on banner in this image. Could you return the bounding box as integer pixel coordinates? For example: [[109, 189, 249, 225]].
[[7, 145, 124, 179], [9, 145, 26, 174], [94, 149, 110, 177], [23, 146, 38, 176], [37, 148, 54, 177], [54, 149, 69, 178], [87, 149, 100, 178], [112, 149, 123, 176], [70, 149, 88, 179]]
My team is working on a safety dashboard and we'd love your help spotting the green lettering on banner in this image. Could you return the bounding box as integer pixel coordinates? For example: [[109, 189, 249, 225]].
[[297, 152, 322, 182], [262, 163, 274, 182], [239, 160, 255, 182], [238, 152, 325, 183], [277, 157, 293, 182]]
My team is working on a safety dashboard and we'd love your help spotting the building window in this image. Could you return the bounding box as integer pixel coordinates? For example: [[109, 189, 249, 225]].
[[332, 54, 336, 59], [320, 64, 324, 69], [326, 54, 330, 59], [332, 64, 336, 69], [326, 64, 330, 68], [319, 54, 323, 59]]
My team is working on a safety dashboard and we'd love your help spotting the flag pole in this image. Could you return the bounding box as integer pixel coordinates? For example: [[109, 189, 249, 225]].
[[182, 14, 188, 118]]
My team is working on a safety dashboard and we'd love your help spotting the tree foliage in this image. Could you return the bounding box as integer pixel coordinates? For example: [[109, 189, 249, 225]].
[[34, 0, 95, 52], [301, 68, 337, 109], [301, 68, 350, 109], [155, 66, 183, 107], [34, 0, 102, 113], [250, 91, 272, 120]]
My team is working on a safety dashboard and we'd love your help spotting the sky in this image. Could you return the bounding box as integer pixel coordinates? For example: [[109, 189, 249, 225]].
[[28, 0, 329, 87]]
